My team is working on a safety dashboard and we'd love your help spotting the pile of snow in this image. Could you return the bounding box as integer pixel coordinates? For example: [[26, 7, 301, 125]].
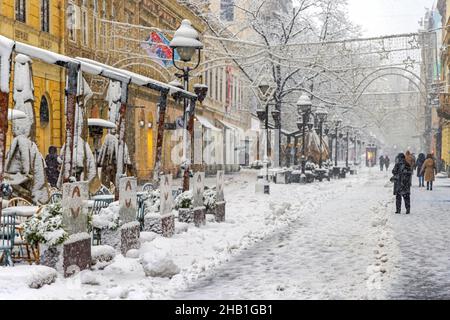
[[140, 251, 180, 278], [91, 245, 116, 264], [104, 255, 145, 277], [92, 202, 120, 230], [0, 266, 57, 289], [140, 232, 159, 244]]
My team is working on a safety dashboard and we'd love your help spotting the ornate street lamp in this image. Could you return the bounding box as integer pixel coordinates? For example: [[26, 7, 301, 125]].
[[297, 92, 313, 174], [170, 19, 203, 191], [334, 117, 343, 167], [315, 106, 328, 168]]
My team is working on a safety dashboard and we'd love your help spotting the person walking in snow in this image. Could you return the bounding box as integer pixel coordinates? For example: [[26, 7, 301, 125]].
[[379, 155, 385, 171], [384, 156, 390, 171], [45, 146, 61, 188], [415, 153, 426, 187], [405, 150, 415, 172], [391, 153, 412, 214], [421, 154, 437, 191]]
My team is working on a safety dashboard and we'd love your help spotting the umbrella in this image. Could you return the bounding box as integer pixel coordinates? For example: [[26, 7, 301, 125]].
[[7, 109, 27, 120], [87, 118, 116, 129]]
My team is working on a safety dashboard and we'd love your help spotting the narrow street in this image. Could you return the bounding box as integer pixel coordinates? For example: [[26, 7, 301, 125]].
[[174, 170, 450, 300]]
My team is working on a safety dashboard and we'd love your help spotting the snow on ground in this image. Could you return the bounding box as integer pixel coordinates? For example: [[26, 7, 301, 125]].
[[175, 168, 395, 300], [1, 168, 449, 300], [387, 173, 450, 299], [0, 169, 366, 299]]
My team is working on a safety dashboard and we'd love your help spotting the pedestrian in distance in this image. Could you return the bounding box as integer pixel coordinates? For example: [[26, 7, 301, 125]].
[[45, 146, 62, 188], [391, 153, 412, 214], [416, 153, 426, 187], [405, 150, 416, 172], [384, 155, 390, 171], [379, 155, 385, 171], [421, 154, 437, 191]]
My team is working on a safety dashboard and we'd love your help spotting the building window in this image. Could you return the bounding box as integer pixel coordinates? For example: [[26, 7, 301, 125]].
[[67, 3, 76, 41], [15, 0, 26, 23], [82, 10, 88, 46], [41, 0, 50, 32], [40, 96, 50, 127], [220, 0, 234, 22]]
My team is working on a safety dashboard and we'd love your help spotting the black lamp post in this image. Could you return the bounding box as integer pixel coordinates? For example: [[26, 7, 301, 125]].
[[315, 107, 328, 168], [170, 19, 203, 191], [297, 93, 313, 174], [334, 118, 343, 167], [257, 81, 272, 182]]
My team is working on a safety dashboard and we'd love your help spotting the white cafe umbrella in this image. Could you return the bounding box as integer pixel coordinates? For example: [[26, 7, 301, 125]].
[[87, 118, 116, 129], [7, 109, 27, 120]]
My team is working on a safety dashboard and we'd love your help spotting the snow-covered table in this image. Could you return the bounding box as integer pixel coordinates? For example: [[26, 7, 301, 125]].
[[92, 195, 115, 201], [1, 206, 40, 217]]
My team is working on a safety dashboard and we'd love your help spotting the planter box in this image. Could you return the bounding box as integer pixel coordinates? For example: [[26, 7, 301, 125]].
[[178, 208, 194, 223]]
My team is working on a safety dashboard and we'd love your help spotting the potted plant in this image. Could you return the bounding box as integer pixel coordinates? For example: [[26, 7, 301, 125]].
[[203, 187, 217, 215], [22, 203, 68, 269], [174, 190, 193, 223]]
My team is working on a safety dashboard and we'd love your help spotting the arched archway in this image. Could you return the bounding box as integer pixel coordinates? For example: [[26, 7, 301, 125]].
[[38, 94, 52, 155]]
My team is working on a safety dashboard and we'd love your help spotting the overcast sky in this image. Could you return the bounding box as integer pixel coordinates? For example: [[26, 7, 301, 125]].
[[347, 0, 435, 37]]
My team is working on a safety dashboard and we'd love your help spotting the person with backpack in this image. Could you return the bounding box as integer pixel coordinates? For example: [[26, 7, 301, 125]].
[[391, 153, 412, 214]]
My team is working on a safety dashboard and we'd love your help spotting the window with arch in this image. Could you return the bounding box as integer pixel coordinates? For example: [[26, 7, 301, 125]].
[[41, 0, 50, 32], [40, 96, 50, 127], [15, 0, 26, 23]]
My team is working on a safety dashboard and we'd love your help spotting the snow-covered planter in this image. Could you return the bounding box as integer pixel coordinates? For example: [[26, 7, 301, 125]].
[[203, 188, 217, 215], [91, 202, 121, 249], [175, 191, 193, 223], [91, 245, 116, 266], [22, 203, 68, 247]]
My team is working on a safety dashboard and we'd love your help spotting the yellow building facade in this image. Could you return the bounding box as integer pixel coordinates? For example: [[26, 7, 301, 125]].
[[437, 0, 450, 171], [0, 0, 66, 155]]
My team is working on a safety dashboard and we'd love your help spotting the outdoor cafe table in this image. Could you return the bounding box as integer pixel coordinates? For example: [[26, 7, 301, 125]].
[[1, 206, 40, 218]]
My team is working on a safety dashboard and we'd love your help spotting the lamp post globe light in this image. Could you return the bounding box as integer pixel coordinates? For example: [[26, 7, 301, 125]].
[[297, 92, 313, 175], [315, 106, 328, 168], [170, 19, 204, 192]]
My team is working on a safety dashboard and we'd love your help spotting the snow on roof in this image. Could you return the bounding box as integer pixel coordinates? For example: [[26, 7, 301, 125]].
[[76, 57, 196, 99], [196, 115, 221, 132], [87, 118, 116, 129]]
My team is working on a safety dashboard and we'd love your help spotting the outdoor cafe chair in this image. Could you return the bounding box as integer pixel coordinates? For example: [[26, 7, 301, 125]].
[[142, 183, 155, 193], [49, 192, 62, 204], [0, 214, 16, 266], [91, 196, 114, 245]]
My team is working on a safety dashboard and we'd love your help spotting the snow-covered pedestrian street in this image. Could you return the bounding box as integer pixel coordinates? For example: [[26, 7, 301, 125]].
[[1, 169, 450, 300]]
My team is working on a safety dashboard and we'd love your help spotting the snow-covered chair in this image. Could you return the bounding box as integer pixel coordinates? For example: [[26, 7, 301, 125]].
[[0, 214, 16, 266], [142, 183, 155, 193], [136, 196, 146, 231], [49, 192, 62, 204]]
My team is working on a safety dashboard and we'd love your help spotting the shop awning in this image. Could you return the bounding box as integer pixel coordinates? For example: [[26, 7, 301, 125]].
[[196, 115, 221, 132], [217, 119, 246, 136]]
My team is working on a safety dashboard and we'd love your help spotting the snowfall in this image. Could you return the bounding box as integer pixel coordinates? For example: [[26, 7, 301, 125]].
[[1, 168, 450, 300]]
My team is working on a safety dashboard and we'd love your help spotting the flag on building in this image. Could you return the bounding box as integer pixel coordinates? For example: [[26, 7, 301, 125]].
[[141, 32, 180, 68]]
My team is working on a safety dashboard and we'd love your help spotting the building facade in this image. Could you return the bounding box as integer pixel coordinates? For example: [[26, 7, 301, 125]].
[[437, 0, 450, 172], [0, 0, 66, 156]]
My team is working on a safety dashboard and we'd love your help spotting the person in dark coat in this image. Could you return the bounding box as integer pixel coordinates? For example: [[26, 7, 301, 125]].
[[391, 153, 412, 214], [379, 155, 385, 171], [384, 156, 390, 171], [45, 146, 61, 188], [415, 153, 426, 187]]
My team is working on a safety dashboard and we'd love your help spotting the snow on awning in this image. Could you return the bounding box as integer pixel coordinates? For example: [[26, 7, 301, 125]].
[[196, 115, 221, 132], [217, 119, 246, 139], [87, 118, 116, 129], [7, 109, 27, 120]]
